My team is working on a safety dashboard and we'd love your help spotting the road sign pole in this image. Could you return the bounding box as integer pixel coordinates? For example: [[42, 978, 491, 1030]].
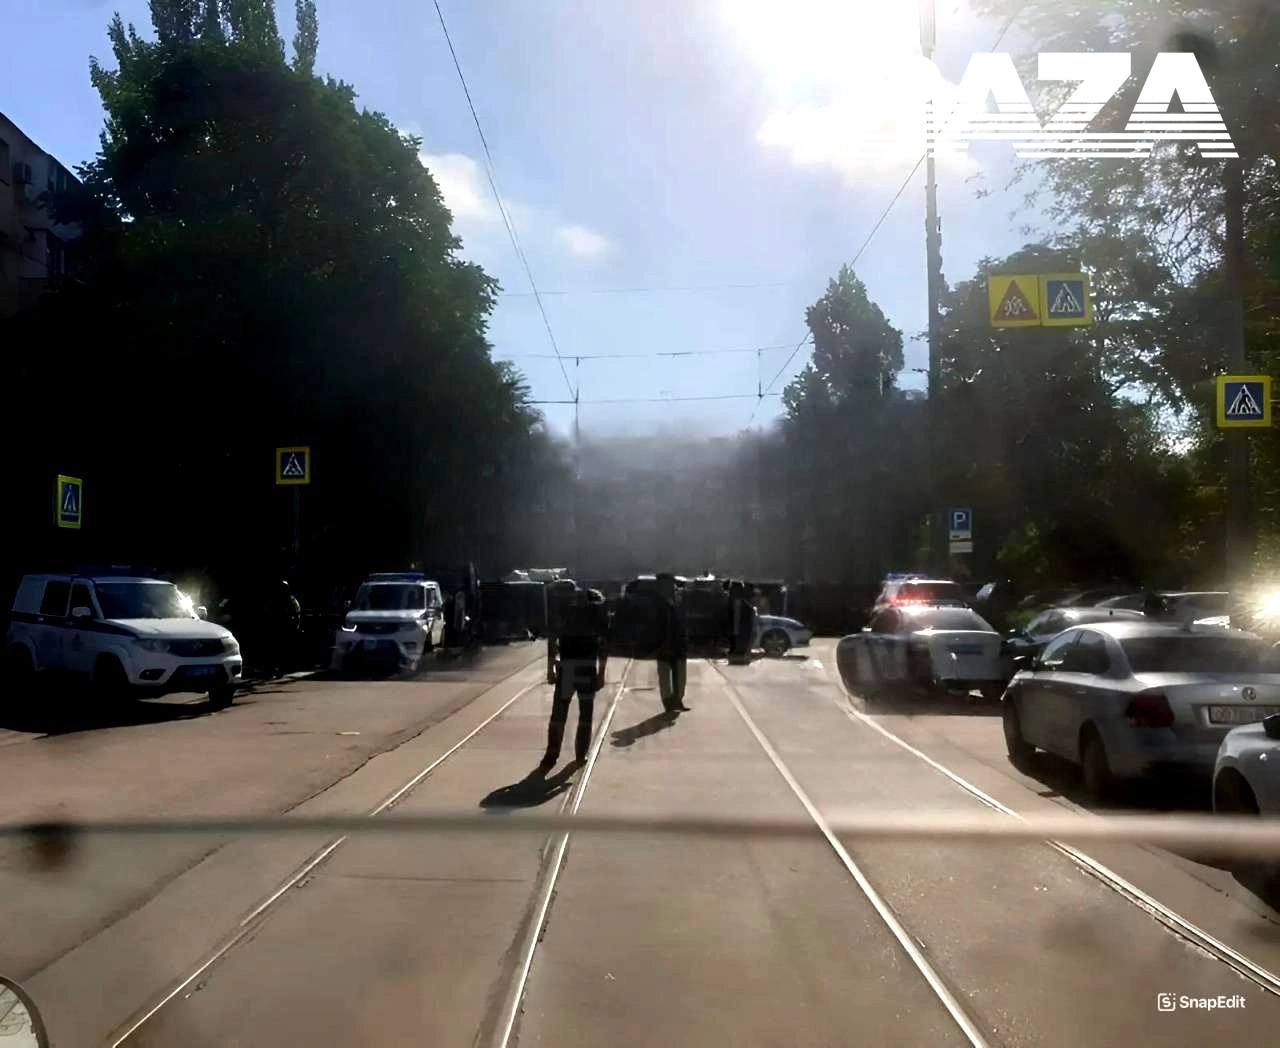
[[1224, 160, 1250, 608], [921, 0, 947, 577], [292, 486, 301, 566]]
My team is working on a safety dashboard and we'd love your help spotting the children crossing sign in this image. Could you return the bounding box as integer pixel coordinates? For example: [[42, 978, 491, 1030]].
[[56, 474, 83, 529], [988, 271, 1092, 328], [988, 274, 1040, 328], [1216, 375, 1272, 429], [1039, 273, 1092, 327], [276, 446, 312, 485]]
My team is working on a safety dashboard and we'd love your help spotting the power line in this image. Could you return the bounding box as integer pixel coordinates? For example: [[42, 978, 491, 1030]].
[[432, 0, 576, 403], [497, 342, 793, 361], [748, 332, 813, 425], [499, 280, 798, 298], [531, 392, 780, 406]]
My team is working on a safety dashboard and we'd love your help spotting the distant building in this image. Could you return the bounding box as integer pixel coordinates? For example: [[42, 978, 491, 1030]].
[[0, 112, 80, 318]]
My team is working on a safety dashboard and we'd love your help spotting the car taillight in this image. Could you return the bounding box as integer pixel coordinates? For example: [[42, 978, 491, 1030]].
[[1126, 692, 1174, 728]]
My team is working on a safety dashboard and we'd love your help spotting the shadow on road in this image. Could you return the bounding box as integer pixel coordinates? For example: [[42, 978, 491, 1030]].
[[611, 710, 680, 748], [0, 693, 219, 736], [479, 763, 580, 811]]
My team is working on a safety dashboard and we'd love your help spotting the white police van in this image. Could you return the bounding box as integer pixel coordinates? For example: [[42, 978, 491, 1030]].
[[331, 572, 445, 672], [6, 573, 243, 707]]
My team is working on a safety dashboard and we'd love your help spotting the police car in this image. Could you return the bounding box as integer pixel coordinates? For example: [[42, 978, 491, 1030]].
[[331, 572, 445, 672], [6, 573, 243, 707]]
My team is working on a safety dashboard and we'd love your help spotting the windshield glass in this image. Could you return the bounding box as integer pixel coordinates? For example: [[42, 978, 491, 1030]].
[[354, 584, 425, 611], [95, 582, 192, 620], [1121, 636, 1279, 674]]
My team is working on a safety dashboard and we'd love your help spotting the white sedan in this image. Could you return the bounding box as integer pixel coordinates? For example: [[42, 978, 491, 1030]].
[[836, 605, 1004, 701], [1214, 714, 1280, 816], [754, 615, 813, 657]]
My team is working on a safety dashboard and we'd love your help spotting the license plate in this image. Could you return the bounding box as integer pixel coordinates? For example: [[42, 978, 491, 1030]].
[[187, 666, 216, 678], [1208, 705, 1280, 725]]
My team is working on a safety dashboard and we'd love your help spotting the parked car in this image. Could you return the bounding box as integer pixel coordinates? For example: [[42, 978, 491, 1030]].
[[1213, 713, 1280, 816], [330, 572, 445, 673], [1002, 622, 1280, 799], [6, 572, 242, 707], [871, 577, 967, 615], [754, 615, 813, 657], [1001, 606, 1145, 679], [837, 604, 1003, 701], [1099, 591, 1229, 622]]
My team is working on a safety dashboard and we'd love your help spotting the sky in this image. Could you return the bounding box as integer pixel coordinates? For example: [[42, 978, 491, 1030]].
[[4, 0, 1047, 437]]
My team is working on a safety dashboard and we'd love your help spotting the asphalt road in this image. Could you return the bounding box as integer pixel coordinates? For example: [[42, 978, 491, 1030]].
[[1, 640, 1278, 1046]]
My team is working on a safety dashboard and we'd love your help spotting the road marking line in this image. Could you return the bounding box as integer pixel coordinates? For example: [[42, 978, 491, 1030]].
[[110, 671, 546, 1046], [490, 661, 630, 1048], [716, 668, 991, 1048], [835, 686, 1280, 997]]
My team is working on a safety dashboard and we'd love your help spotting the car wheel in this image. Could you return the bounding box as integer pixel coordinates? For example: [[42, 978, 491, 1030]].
[[761, 630, 790, 658], [1080, 729, 1114, 802], [94, 656, 131, 703], [1002, 698, 1034, 768], [208, 683, 235, 710]]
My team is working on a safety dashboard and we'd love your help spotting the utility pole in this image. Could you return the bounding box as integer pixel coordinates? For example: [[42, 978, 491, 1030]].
[[1223, 159, 1251, 606], [921, 0, 948, 577]]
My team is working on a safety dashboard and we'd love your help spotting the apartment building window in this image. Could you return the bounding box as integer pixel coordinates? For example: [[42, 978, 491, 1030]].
[[47, 234, 64, 278], [0, 138, 9, 183]]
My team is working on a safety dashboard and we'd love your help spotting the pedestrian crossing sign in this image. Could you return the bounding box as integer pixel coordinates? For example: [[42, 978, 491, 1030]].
[[276, 446, 311, 485], [56, 474, 83, 529], [988, 274, 1040, 328], [1038, 273, 1092, 327], [1216, 375, 1271, 429]]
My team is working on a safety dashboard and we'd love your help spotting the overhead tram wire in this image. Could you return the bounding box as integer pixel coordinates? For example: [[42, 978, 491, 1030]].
[[432, 0, 576, 404], [529, 392, 779, 406], [498, 342, 793, 361], [498, 280, 799, 298], [744, 9, 1021, 430]]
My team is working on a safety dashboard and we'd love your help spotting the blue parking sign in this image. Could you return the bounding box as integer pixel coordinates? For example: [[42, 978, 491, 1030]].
[[949, 508, 972, 540]]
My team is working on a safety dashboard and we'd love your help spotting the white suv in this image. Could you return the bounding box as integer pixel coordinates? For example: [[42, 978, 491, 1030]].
[[331, 573, 445, 672], [6, 574, 243, 707]]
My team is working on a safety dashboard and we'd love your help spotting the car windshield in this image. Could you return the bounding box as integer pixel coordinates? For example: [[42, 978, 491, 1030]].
[[354, 584, 425, 611], [95, 582, 192, 620], [911, 609, 992, 631], [1121, 636, 1280, 674]]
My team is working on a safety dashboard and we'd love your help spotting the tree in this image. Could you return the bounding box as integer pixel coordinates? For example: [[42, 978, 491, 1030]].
[[3, 0, 559, 593]]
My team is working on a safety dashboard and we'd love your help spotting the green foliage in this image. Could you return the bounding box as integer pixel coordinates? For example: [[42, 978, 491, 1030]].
[[5, 0, 559, 588]]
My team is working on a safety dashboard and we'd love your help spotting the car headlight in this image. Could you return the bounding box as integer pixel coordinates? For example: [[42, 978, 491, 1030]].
[[222, 638, 240, 655], [340, 622, 358, 633], [136, 638, 170, 653]]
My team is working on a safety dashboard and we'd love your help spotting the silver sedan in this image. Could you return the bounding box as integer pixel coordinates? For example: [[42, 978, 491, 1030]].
[[1213, 714, 1280, 816], [754, 615, 813, 657], [1002, 622, 1280, 799]]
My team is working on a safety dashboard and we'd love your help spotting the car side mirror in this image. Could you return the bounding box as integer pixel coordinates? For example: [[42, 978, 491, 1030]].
[[196, 605, 208, 620], [1264, 713, 1280, 741], [71, 605, 92, 620]]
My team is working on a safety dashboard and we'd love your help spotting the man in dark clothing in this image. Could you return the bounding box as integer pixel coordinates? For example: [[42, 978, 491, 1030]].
[[545, 579, 578, 685], [541, 588, 609, 770], [655, 573, 689, 712]]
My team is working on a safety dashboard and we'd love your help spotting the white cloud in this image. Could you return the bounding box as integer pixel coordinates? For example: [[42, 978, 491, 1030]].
[[556, 224, 612, 259], [415, 147, 614, 261], [418, 151, 499, 222], [720, 2, 979, 182]]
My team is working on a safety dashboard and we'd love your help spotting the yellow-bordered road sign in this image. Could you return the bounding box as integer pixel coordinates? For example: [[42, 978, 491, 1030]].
[[276, 446, 311, 485], [1216, 375, 1272, 429], [1038, 273, 1092, 327], [988, 274, 1040, 328], [56, 474, 83, 529]]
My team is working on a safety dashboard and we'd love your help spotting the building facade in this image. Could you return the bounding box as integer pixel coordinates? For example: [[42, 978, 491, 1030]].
[[0, 111, 80, 318]]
